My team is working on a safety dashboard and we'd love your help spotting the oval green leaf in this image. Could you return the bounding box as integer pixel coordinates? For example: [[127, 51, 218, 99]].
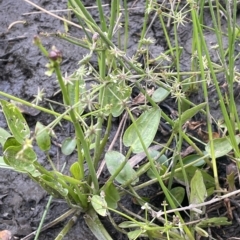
[[104, 181, 120, 209], [0, 99, 30, 144], [205, 135, 240, 158], [102, 82, 131, 117], [174, 166, 215, 190], [0, 128, 11, 147], [3, 145, 37, 174], [3, 137, 21, 151], [105, 151, 139, 185], [190, 170, 207, 205], [70, 162, 81, 180], [147, 165, 167, 179], [180, 154, 205, 167], [168, 187, 185, 207], [197, 217, 231, 228], [119, 221, 139, 228], [147, 151, 168, 179], [38, 174, 68, 198], [173, 102, 206, 132], [128, 229, 142, 240], [67, 75, 86, 115], [152, 87, 170, 102], [35, 122, 51, 151], [61, 137, 76, 155], [3, 137, 21, 166], [0, 156, 13, 169], [123, 107, 161, 153], [91, 195, 107, 217]]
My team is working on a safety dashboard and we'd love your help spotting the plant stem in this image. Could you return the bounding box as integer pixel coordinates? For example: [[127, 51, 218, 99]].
[[34, 196, 53, 240], [0, 91, 71, 121], [126, 107, 194, 239], [54, 63, 99, 192], [55, 211, 81, 240]]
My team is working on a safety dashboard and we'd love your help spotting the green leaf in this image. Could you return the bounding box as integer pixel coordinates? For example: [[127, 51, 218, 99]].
[[0, 156, 13, 169], [147, 150, 168, 166], [174, 166, 215, 190], [147, 165, 167, 179], [35, 122, 51, 151], [146, 229, 179, 239], [128, 229, 142, 240], [102, 82, 131, 117], [0, 128, 11, 147], [61, 137, 76, 155], [205, 135, 240, 158], [0, 99, 30, 144], [226, 172, 235, 191], [194, 226, 208, 237], [190, 170, 207, 205], [3, 137, 21, 166], [152, 87, 170, 102], [67, 75, 86, 114], [173, 102, 206, 132], [36, 174, 68, 198], [104, 181, 120, 209], [91, 195, 107, 217], [190, 170, 207, 219], [105, 151, 139, 185], [123, 107, 161, 153], [207, 187, 215, 197], [197, 217, 231, 228], [70, 162, 82, 180], [84, 208, 113, 240], [168, 187, 185, 207], [147, 152, 168, 179], [119, 221, 140, 228], [181, 154, 205, 167], [3, 137, 21, 151], [3, 144, 37, 175]]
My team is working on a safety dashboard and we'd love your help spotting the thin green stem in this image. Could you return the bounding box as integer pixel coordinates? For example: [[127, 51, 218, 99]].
[[94, 114, 112, 169], [68, 0, 97, 33], [55, 211, 81, 240], [34, 196, 53, 240], [54, 63, 99, 192], [108, 0, 119, 40], [96, 0, 107, 32], [0, 91, 71, 121], [138, 0, 149, 49], [191, 3, 220, 190], [123, 0, 129, 51], [93, 116, 104, 170], [158, 9, 174, 58], [126, 107, 194, 239], [133, 153, 210, 191], [207, 0, 240, 157]]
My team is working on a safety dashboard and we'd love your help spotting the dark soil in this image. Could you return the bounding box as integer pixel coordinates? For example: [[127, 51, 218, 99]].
[[1, 1, 240, 239]]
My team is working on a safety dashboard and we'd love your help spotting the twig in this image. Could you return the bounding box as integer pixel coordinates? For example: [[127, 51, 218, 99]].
[[22, 4, 109, 16], [155, 189, 240, 217], [8, 21, 26, 30], [23, 0, 88, 32]]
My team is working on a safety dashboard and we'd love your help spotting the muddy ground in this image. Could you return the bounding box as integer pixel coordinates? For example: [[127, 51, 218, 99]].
[[1, 0, 240, 239]]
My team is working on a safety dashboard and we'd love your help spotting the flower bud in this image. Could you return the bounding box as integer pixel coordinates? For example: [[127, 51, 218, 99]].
[[92, 32, 99, 42], [48, 46, 62, 62], [33, 35, 41, 45]]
